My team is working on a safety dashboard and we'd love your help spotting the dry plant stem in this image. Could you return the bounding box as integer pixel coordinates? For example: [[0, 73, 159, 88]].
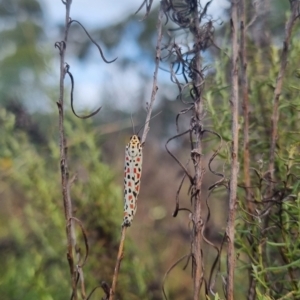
[[109, 226, 127, 300], [226, 1, 239, 300], [269, 1, 299, 187], [109, 7, 163, 299], [57, 0, 77, 298], [240, 3, 256, 299], [191, 2, 204, 299], [264, 4, 298, 297], [240, 0, 252, 214], [141, 4, 164, 144]]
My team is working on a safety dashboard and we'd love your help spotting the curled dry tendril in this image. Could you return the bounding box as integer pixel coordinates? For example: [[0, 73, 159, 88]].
[[159, 0, 230, 297], [64, 64, 102, 119], [68, 20, 117, 64], [55, 18, 118, 120]]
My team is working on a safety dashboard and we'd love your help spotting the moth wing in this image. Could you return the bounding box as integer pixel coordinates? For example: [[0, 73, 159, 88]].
[[123, 147, 139, 226]]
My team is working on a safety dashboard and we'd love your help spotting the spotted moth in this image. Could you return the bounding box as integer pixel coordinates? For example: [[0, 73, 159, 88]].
[[122, 135, 143, 227]]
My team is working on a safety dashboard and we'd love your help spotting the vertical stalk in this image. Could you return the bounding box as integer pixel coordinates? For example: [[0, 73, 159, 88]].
[[109, 227, 127, 300], [191, 1, 204, 299], [240, 0, 252, 214], [264, 2, 299, 298], [57, 0, 77, 298], [141, 4, 164, 144], [109, 5, 163, 299], [226, 1, 239, 299], [269, 1, 299, 187], [240, 4, 257, 298]]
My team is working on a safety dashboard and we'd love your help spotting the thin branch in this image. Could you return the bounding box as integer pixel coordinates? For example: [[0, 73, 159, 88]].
[[78, 267, 86, 299], [108, 6, 164, 298], [226, 1, 239, 299], [162, 0, 215, 297], [141, 4, 164, 144], [190, 1, 205, 298], [109, 226, 127, 300], [56, 1, 78, 299], [240, 0, 253, 214], [240, 1, 256, 298], [269, 1, 300, 188]]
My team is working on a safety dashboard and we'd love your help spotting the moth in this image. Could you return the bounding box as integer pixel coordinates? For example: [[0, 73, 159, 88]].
[[122, 134, 143, 227], [121, 112, 161, 227]]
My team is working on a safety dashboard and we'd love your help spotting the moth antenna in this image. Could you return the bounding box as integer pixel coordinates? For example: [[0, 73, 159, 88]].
[[130, 113, 136, 135], [136, 111, 162, 136]]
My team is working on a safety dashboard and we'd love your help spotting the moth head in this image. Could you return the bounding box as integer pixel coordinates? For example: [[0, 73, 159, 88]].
[[130, 135, 140, 143]]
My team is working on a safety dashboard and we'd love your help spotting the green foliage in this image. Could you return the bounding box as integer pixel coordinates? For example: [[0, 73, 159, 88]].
[[2, 0, 300, 299], [0, 0, 49, 104], [0, 107, 149, 299], [205, 20, 300, 300]]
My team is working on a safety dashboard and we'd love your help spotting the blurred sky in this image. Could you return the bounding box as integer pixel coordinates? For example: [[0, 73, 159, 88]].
[[43, 0, 229, 28], [42, 0, 229, 112], [44, 0, 144, 28]]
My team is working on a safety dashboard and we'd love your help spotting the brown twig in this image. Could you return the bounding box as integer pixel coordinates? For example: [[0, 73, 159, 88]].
[[239, 1, 257, 299], [56, 1, 78, 299], [226, 1, 239, 299], [162, 0, 214, 297], [190, 2, 205, 299], [55, 2, 116, 298], [109, 226, 127, 300], [269, 1, 300, 189], [141, 3, 164, 144], [108, 4, 164, 299], [240, 0, 253, 215]]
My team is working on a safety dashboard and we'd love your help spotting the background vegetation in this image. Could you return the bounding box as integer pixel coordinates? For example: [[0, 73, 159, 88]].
[[1, 0, 300, 299]]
